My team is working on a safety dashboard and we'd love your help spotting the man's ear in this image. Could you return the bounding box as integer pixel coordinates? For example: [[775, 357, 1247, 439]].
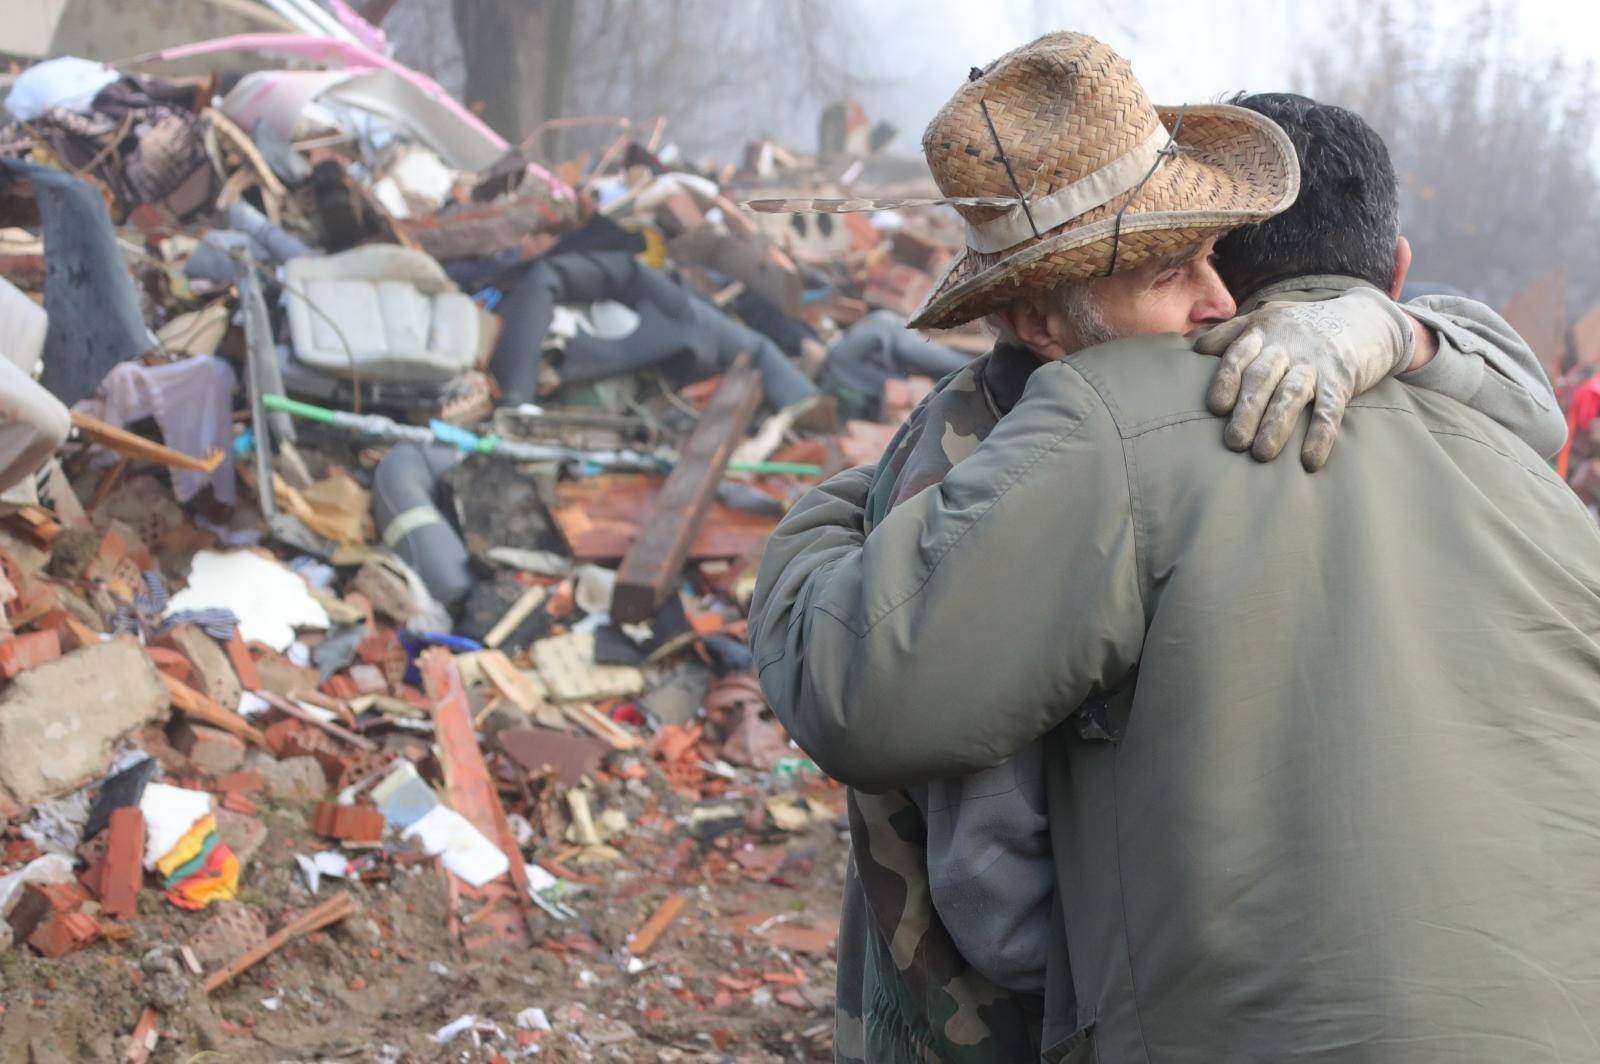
[[1389, 236, 1412, 300], [998, 298, 1069, 361]]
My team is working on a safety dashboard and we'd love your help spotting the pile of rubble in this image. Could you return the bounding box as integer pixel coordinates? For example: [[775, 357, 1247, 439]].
[[0, 21, 977, 1063]]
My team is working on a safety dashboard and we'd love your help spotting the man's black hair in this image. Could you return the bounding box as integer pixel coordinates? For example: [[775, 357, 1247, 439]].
[[1214, 92, 1400, 300]]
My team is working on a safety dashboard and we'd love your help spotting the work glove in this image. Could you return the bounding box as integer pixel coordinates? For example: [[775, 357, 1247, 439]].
[[1193, 286, 1415, 471]]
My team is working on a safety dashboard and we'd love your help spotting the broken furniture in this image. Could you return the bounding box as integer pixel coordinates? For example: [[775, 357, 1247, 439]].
[[280, 243, 481, 409]]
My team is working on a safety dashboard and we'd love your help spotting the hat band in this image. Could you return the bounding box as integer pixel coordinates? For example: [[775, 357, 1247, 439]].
[[964, 123, 1172, 254]]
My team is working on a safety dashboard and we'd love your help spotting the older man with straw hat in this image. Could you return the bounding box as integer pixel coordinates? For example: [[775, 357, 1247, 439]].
[[751, 31, 1575, 1064]]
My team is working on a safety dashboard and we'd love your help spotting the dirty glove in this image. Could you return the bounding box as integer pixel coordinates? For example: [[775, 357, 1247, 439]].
[[1194, 286, 1415, 471]]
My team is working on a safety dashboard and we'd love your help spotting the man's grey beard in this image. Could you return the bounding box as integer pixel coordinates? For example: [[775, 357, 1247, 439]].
[[1051, 281, 1119, 350], [980, 277, 1119, 353]]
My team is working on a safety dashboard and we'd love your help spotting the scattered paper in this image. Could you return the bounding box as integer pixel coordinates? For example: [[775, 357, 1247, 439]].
[[295, 851, 351, 893], [402, 805, 510, 887], [371, 762, 438, 829], [434, 1014, 503, 1044], [166, 550, 330, 651], [237, 691, 272, 717]]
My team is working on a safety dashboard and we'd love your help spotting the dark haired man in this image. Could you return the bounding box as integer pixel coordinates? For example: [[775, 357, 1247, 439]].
[[1200, 91, 1563, 463], [753, 52, 1598, 1064]]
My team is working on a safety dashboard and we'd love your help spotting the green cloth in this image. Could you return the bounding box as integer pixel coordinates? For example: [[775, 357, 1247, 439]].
[[161, 831, 217, 889]]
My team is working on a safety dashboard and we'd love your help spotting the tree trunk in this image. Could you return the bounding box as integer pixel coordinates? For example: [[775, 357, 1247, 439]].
[[451, 0, 573, 149]]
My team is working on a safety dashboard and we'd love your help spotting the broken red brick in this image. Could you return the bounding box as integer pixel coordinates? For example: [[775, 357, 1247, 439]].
[[9, 881, 91, 942], [265, 720, 353, 782], [100, 807, 145, 920], [146, 646, 194, 683], [220, 792, 256, 816], [6, 576, 57, 627], [4, 837, 41, 863], [312, 803, 384, 843], [170, 720, 247, 776], [223, 631, 261, 690], [212, 770, 265, 795], [0, 630, 61, 678], [320, 673, 359, 700], [28, 609, 83, 648], [28, 911, 100, 957], [262, 718, 307, 759]]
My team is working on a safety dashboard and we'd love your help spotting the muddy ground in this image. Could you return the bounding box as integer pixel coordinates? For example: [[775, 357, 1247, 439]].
[[0, 775, 846, 1063]]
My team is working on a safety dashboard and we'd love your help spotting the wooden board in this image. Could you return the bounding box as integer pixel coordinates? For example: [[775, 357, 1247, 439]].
[[550, 478, 779, 564], [611, 358, 764, 623]]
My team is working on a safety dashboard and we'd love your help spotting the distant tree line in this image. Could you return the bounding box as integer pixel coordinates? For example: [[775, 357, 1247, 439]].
[[1300, 0, 1600, 312]]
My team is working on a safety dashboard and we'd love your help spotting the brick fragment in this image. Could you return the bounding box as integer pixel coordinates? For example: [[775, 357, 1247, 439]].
[[100, 807, 145, 920], [212, 770, 265, 795], [156, 626, 242, 711], [262, 717, 307, 759], [8, 881, 90, 941], [145, 647, 193, 683], [223, 632, 261, 690], [220, 792, 256, 815], [28, 911, 100, 957], [264, 720, 351, 782], [321, 674, 359, 700], [169, 720, 247, 776], [312, 802, 384, 842], [0, 630, 60, 679]]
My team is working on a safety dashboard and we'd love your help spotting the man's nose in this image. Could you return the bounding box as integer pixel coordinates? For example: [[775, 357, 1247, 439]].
[[1192, 266, 1236, 325]]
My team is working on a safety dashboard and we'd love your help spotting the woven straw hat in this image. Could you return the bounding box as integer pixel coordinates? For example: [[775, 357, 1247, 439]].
[[904, 33, 1298, 329]]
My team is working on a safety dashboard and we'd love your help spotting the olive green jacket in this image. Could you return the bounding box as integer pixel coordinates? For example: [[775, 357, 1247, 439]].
[[755, 327, 1600, 1061]]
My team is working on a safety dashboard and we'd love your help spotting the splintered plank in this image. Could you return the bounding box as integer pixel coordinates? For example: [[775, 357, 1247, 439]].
[[550, 477, 778, 563], [611, 357, 764, 623], [420, 649, 535, 951]]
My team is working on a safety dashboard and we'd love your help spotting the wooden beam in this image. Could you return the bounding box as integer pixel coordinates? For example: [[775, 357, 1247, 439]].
[[204, 892, 354, 993], [71, 412, 224, 474], [161, 674, 267, 747], [611, 355, 762, 623], [256, 690, 377, 752]]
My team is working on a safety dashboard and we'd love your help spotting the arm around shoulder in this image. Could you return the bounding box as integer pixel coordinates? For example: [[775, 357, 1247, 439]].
[[751, 361, 1145, 792]]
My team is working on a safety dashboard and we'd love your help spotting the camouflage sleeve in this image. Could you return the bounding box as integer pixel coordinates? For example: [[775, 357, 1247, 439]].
[[865, 359, 990, 532]]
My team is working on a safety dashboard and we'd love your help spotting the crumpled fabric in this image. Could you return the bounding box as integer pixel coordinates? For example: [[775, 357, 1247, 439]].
[[75, 355, 237, 503], [155, 814, 217, 880], [164, 842, 239, 911], [1, 77, 216, 220], [0, 160, 156, 408], [111, 569, 238, 643]]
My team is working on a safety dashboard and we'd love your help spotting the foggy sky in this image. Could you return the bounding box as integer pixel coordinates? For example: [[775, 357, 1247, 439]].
[[844, 0, 1597, 155]]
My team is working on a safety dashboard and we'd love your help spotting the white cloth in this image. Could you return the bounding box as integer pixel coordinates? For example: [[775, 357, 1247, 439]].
[[74, 355, 236, 504], [6, 57, 119, 121], [0, 277, 65, 498], [0, 355, 68, 496]]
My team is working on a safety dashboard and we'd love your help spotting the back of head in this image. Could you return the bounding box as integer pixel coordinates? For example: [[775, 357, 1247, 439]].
[[1214, 92, 1398, 299]]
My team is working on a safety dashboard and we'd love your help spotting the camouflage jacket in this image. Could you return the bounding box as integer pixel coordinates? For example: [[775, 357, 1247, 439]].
[[834, 342, 1043, 1064]]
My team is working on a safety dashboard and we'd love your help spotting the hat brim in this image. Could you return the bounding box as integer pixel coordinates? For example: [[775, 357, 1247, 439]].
[[906, 104, 1300, 331]]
